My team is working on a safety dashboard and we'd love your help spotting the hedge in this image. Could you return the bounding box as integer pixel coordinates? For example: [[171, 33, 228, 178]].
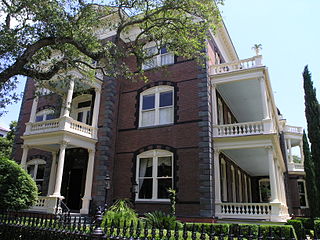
[[287, 220, 303, 240], [315, 220, 320, 238]]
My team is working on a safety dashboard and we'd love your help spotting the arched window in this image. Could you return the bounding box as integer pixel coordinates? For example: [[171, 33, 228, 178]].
[[27, 159, 46, 194], [139, 86, 174, 127], [136, 149, 173, 201], [71, 94, 92, 125], [35, 109, 55, 122]]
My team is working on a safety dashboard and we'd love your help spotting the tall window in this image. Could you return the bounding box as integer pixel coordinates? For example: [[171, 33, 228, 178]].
[[259, 178, 271, 203], [136, 150, 173, 201], [220, 158, 227, 202], [71, 94, 92, 125], [297, 180, 308, 207], [35, 109, 55, 122], [27, 159, 46, 194], [142, 46, 174, 70], [139, 86, 174, 127]]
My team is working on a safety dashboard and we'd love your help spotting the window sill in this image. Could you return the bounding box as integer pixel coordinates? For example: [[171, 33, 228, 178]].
[[138, 123, 173, 130]]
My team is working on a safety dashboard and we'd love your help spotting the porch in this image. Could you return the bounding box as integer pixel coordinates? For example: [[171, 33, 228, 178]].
[[213, 140, 289, 222]]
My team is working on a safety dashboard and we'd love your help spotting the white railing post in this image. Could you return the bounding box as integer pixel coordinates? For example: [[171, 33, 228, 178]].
[[47, 151, 57, 195], [255, 55, 263, 66], [91, 87, 101, 139], [20, 145, 29, 169], [52, 141, 68, 198], [267, 147, 279, 203], [62, 80, 74, 117]]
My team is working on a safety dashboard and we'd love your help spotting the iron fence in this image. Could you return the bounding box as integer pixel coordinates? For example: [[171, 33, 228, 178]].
[[0, 209, 305, 240]]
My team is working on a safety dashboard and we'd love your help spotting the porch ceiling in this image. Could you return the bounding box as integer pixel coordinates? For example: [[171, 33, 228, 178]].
[[217, 79, 264, 122], [223, 148, 269, 176]]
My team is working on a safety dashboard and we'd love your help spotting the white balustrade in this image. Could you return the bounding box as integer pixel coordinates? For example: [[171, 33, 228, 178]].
[[211, 56, 263, 75], [217, 202, 272, 220], [288, 162, 304, 172], [29, 196, 59, 214], [214, 121, 265, 137], [284, 125, 303, 134], [25, 116, 97, 139]]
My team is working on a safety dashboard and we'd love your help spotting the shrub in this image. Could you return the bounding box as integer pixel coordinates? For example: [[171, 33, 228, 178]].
[[295, 217, 314, 230], [259, 225, 296, 240], [101, 199, 138, 228], [0, 156, 38, 210], [315, 220, 320, 238], [230, 224, 259, 237], [185, 223, 230, 236], [144, 210, 182, 229], [287, 220, 303, 239]]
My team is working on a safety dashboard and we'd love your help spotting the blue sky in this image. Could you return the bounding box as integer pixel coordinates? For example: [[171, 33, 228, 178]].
[[0, 0, 319, 130]]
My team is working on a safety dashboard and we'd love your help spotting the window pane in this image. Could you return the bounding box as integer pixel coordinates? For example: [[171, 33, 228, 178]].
[[86, 111, 91, 125], [160, 47, 167, 54], [160, 91, 173, 107], [299, 194, 307, 207], [161, 53, 174, 66], [27, 165, 35, 178], [159, 108, 173, 125], [35, 115, 44, 122], [139, 158, 153, 177], [78, 101, 91, 108], [46, 114, 55, 120], [77, 112, 83, 122], [157, 179, 172, 199], [146, 47, 157, 56], [142, 94, 155, 110], [142, 110, 155, 126], [36, 164, 45, 180], [298, 181, 305, 193], [158, 157, 172, 177], [139, 179, 152, 199]]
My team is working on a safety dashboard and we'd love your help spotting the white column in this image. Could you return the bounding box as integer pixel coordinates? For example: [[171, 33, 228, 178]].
[[52, 142, 68, 197], [20, 145, 29, 169], [287, 139, 293, 163], [91, 87, 101, 128], [214, 149, 221, 202], [29, 96, 39, 123], [267, 147, 279, 203], [47, 151, 57, 195], [80, 149, 95, 214], [259, 77, 270, 120], [63, 80, 75, 117], [299, 141, 304, 165], [212, 85, 218, 137]]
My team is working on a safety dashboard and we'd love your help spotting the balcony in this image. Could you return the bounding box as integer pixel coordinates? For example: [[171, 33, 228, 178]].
[[284, 125, 303, 135], [213, 119, 274, 138], [210, 55, 263, 75], [24, 116, 97, 139]]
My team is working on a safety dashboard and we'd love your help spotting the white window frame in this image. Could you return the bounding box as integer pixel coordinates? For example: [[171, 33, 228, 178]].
[[231, 166, 236, 202], [71, 94, 92, 125], [142, 43, 174, 70], [136, 149, 173, 202], [139, 85, 174, 127], [35, 109, 55, 122], [220, 158, 228, 202], [27, 159, 46, 194], [297, 179, 308, 208]]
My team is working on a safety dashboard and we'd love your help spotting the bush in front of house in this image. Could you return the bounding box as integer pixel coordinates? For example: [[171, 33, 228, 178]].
[[0, 156, 38, 211], [260, 224, 296, 240], [315, 220, 320, 238], [144, 210, 183, 229], [185, 222, 230, 236], [101, 199, 138, 228]]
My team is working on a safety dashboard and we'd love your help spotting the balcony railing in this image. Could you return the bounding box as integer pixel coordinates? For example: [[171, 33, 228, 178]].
[[25, 116, 97, 139], [211, 55, 263, 75], [217, 202, 271, 220], [213, 120, 273, 137], [284, 125, 303, 134], [28, 196, 59, 214], [288, 162, 304, 172]]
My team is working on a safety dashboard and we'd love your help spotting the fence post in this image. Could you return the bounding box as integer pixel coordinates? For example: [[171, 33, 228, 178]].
[[92, 207, 105, 239]]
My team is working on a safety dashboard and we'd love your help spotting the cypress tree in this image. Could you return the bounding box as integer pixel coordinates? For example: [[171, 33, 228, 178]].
[[302, 131, 318, 217], [303, 65, 320, 216]]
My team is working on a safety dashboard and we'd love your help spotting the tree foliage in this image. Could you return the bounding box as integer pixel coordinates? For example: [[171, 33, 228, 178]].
[[0, 0, 223, 113], [0, 121, 17, 158], [0, 156, 38, 210], [303, 65, 320, 216], [302, 131, 319, 217]]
